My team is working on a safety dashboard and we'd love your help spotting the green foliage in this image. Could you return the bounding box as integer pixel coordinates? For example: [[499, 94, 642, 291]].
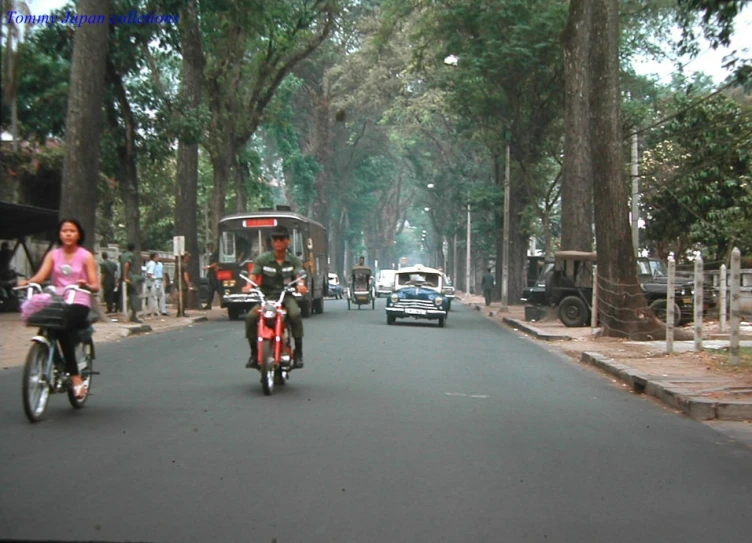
[[641, 87, 752, 259], [1, 4, 73, 142]]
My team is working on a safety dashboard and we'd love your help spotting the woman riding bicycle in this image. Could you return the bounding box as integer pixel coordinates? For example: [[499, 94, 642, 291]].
[[19, 218, 100, 399]]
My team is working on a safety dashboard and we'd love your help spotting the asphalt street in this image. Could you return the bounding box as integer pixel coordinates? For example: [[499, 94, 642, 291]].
[[1, 299, 752, 542]]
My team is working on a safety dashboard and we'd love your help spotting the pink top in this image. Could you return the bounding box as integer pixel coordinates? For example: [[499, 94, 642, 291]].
[[51, 247, 92, 307]]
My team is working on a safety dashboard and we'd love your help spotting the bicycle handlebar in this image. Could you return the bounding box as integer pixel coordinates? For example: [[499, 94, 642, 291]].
[[14, 283, 93, 304]]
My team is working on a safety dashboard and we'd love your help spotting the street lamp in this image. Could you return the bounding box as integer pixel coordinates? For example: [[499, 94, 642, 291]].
[[427, 183, 435, 189]]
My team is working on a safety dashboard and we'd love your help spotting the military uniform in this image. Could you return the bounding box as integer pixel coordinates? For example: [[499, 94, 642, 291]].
[[244, 250, 305, 342]]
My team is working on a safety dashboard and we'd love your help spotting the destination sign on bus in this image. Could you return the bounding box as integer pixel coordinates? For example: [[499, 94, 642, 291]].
[[242, 218, 278, 228]]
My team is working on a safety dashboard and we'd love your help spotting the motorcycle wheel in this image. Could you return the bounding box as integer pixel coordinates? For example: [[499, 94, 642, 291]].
[[22, 343, 51, 423], [260, 341, 275, 396]]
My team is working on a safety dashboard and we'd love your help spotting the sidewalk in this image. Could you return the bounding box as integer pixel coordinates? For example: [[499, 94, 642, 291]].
[[456, 292, 752, 422], [1, 304, 229, 370]]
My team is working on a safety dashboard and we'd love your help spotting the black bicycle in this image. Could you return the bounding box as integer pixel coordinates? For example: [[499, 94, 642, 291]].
[[16, 283, 98, 423]]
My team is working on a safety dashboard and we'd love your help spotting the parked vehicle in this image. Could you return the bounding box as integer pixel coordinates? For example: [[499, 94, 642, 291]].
[[386, 265, 449, 327], [521, 252, 717, 327], [17, 284, 98, 422], [327, 272, 345, 299], [348, 266, 375, 310], [376, 269, 397, 297], [215, 206, 328, 320], [240, 273, 304, 396], [0, 268, 25, 312], [441, 275, 456, 311]]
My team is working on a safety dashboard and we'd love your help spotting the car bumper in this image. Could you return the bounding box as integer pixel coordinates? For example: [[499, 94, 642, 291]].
[[386, 307, 447, 319]]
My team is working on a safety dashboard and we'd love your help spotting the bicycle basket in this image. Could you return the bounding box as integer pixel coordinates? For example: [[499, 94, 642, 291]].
[[24, 295, 69, 330]]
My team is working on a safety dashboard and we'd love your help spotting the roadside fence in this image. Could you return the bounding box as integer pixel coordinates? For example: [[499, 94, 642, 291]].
[[591, 247, 748, 366]]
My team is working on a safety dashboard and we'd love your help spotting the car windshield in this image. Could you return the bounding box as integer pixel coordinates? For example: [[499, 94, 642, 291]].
[[396, 272, 440, 288], [637, 259, 667, 277]]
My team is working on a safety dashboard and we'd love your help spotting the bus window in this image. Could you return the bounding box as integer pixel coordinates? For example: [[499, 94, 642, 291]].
[[220, 232, 236, 263], [220, 229, 269, 264], [292, 228, 304, 258]]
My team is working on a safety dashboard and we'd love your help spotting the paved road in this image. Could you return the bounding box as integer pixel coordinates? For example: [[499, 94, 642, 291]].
[[1, 299, 752, 542]]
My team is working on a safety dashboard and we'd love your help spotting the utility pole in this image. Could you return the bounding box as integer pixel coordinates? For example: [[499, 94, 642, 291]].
[[631, 132, 639, 256], [465, 204, 471, 294], [501, 142, 510, 311], [453, 234, 457, 288]]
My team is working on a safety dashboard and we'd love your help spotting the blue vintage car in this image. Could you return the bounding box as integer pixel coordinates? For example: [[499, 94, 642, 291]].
[[385, 265, 449, 327]]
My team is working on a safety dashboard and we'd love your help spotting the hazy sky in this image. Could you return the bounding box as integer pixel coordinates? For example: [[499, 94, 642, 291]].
[[20, 0, 752, 84]]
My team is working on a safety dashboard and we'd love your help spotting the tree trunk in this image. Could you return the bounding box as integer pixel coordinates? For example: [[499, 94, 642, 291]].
[[509, 176, 528, 304], [210, 150, 232, 236], [59, 0, 110, 250], [590, 0, 654, 339], [175, 0, 204, 306], [561, 0, 593, 252], [234, 154, 248, 212], [106, 59, 141, 267]]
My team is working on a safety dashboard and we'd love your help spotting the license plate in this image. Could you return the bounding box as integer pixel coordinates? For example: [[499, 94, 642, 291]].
[[405, 308, 426, 315], [682, 297, 692, 304]]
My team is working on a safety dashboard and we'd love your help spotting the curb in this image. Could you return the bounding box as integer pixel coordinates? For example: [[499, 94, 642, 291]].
[[120, 315, 207, 337], [501, 317, 572, 341], [581, 352, 752, 422], [119, 324, 153, 337]]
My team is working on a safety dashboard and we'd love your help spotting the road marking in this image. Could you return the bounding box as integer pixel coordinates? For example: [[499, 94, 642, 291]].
[[445, 392, 489, 399]]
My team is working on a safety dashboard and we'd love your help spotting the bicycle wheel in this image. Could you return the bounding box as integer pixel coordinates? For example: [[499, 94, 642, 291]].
[[67, 341, 94, 408], [22, 343, 52, 422]]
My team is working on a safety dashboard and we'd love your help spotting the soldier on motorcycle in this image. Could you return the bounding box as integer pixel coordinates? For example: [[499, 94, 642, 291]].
[[242, 225, 308, 369]]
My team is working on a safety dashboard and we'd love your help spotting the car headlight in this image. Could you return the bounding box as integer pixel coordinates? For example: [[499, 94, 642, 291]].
[[434, 296, 443, 306], [390, 293, 399, 303]]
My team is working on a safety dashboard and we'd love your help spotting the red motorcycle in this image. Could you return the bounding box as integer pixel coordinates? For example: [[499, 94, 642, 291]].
[[240, 273, 305, 395]]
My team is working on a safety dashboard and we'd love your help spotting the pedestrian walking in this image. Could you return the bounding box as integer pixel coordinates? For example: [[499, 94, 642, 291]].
[[482, 267, 495, 307], [120, 243, 143, 323], [203, 242, 220, 309], [176, 252, 195, 317], [100, 252, 118, 313]]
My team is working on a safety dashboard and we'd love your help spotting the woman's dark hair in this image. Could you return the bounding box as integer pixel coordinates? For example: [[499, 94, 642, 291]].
[[58, 218, 86, 246]]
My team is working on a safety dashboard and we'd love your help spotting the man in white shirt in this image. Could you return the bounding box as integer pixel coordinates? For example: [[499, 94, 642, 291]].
[[145, 253, 168, 316]]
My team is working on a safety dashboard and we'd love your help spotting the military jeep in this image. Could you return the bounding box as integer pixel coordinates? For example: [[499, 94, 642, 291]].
[[521, 251, 714, 327]]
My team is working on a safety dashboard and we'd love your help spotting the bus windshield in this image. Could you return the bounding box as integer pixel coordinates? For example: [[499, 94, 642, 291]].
[[219, 227, 305, 265]]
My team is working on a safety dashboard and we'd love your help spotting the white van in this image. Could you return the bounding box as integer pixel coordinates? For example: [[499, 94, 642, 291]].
[[376, 269, 397, 297]]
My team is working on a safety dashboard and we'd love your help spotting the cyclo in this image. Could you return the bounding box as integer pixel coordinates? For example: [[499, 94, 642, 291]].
[[240, 272, 305, 395], [347, 266, 375, 310], [15, 283, 97, 422]]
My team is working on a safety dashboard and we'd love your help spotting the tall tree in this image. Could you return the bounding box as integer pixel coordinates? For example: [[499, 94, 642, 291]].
[[590, 0, 652, 338], [200, 0, 339, 236], [560, 0, 593, 251], [175, 0, 204, 302], [59, 0, 111, 249]]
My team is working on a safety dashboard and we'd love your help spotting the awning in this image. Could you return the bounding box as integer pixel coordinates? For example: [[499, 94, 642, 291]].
[[0, 201, 59, 240]]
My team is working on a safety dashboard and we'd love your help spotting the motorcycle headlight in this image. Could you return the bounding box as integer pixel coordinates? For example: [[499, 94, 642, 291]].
[[262, 303, 277, 319], [434, 296, 443, 306], [390, 293, 399, 303]]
